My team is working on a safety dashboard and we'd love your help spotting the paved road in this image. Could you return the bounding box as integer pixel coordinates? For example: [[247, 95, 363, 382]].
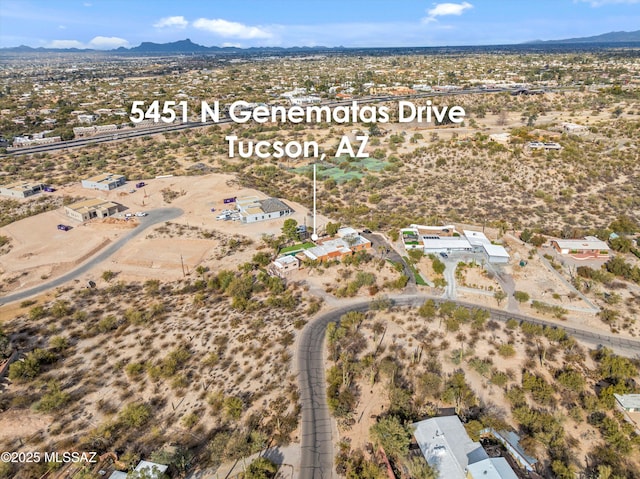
[[297, 292, 640, 479], [0, 207, 183, 305]]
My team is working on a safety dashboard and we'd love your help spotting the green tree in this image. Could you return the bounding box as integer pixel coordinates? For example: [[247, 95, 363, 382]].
[[407, 456, 437, 479], [370, 416, 412, 460], [326, 222, 340, 236], [118, 402, 151, 428], [224, 396, 243, 420], [282, 218, 299, 241], [494, 290, 507, 306], [244, 457, 277, 479], [513, 291, 530, 303]]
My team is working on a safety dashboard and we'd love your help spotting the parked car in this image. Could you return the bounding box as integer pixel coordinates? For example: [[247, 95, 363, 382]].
[[362, 229, 372, 234], [125, 213, 133, 218], [57, 224, 70, 231], [135, 212, 148, 217], [135, 182, 145, 188], [439, 252, 448, 258], [43, 186, 56, 192]]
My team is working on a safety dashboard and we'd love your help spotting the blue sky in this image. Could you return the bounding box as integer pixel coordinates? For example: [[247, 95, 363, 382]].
[[1, 0, 639, 49]]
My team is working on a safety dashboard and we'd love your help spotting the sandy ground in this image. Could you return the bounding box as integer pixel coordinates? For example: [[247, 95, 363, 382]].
[[0, 410, 53, 444], [0, 173, 330, 291]]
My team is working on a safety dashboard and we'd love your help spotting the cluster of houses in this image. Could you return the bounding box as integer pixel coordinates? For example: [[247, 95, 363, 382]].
[[268, 227, 372, 278], [401, 224, 510, 264]]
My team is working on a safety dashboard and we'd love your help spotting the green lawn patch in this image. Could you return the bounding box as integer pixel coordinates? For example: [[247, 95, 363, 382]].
[[280, 242, 315, 254], [403, 256, 428, 286]]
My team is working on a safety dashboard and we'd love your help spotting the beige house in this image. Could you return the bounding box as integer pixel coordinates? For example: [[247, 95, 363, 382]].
[[64, 198, 121, 222]]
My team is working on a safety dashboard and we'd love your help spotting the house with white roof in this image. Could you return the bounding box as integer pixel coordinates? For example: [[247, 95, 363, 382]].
[[412, 416, 519, 479]]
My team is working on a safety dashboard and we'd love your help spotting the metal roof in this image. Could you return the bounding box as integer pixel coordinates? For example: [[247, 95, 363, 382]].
[[614, 394, 640, 410], [467, 458, 519, 479], [413, 416, 488, 479]]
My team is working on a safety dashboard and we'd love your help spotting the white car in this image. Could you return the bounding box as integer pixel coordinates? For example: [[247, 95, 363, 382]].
[[124, 213, 133, 218], [135, 212, 148, 217]]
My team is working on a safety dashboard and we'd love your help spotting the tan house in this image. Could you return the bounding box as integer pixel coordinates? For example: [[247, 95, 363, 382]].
[[65, 198, 121, 222]]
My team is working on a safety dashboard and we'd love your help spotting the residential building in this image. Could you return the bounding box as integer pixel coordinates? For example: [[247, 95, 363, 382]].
[[464, 230, 510, 264], [0, 181, 46, 198], [614, 394, 640, 413], [550, 236, 610, 258], [401, 226, 509, 263], [561, 122, 589, 135], [77, 114, 98, 123], [526, 141, 562, 151], [480, 428, 538, 472], [298, 228, 371, 263], [336, 227, 372, 252], [12, 135, 61, 148], [412, 416, 520, 479], [236, 196, 294, 224], [64, 198, 121, 222], [268, 255, 300, 278], [81, 173, 126, 191], [108, 460, 168, 479]]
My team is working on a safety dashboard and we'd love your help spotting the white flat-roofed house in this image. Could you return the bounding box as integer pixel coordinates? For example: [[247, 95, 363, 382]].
[[269, 255, 300, 278], [614, 394, 640, 412], [482, 243, 510, 264], [562, 122, 589, 135], [551, 236, 610, 259], [0, 181, 46, 198], [81, 173, 126, 191], [422, 237, 472, 255], [412, 416, 520, 479], [467, 458, 519, 479], [412, 416, 488, 479]]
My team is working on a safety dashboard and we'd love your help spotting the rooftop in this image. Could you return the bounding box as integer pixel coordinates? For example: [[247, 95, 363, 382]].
[[614, 394, 640, 410], [464, 230, 491, 246], [553, 237, 609, 251], [66, 198, 119, 213], [467, 458, 519, 479], [259, 198, 292, 214], [413, 416, 488, 479], [0, 181, 45, 191], [83, 172, 125, 184]]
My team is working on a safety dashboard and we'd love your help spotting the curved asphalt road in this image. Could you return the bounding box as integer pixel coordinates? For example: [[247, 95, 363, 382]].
[[0, 207, 183, 305], [297, 293, 640, 479]]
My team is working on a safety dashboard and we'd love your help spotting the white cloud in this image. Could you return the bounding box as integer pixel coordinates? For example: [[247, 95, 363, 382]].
[[153, 16, 188, 29], [575, 0, 639, 5], [83, 2, 92, 6], [88, 36, 129, 49], [222, 42, 242, 48], [193, 18, 272, 39], [47, 39, 85, 49], [423, 2, 473, 22]]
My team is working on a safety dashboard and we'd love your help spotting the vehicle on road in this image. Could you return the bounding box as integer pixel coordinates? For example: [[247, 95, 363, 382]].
[[135, 182, 145, 188], [57, 224, 70, 231], [362, 229, 372, 234], [439, 252, 448, 258], [135, 212, 147, 217]]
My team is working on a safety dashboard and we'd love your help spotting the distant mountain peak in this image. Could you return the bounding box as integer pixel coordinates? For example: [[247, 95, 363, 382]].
[[527, 29, 640, 44]]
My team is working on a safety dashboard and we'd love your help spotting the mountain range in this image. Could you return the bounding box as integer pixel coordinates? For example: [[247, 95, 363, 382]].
[[527, 29, 640, 44], [1, 30, 640, 54]]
